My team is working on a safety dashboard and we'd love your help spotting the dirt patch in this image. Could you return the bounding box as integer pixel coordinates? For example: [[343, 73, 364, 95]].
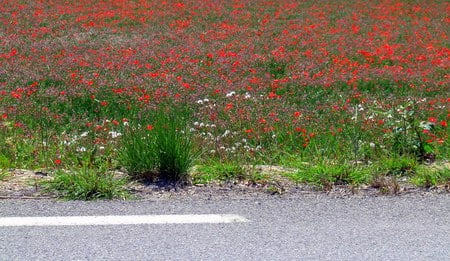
[[0, 169, 55, 199]]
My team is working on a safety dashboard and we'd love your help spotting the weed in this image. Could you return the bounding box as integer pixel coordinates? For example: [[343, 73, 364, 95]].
[[379, 156, 417, 176], [193, 162, 246, 184], [411, 165, 450, 188], [42, 168, 129, 200], [154, 105, 196, 183], [119, 127, 158, 181], [0, 154, 11, 170], [0, 170, 10, 181], [120, 104, 196, 184], [285, 162, 369, 190]]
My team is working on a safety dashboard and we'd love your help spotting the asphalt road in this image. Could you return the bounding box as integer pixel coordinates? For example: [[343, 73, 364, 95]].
[[1, 194, 449, 260]]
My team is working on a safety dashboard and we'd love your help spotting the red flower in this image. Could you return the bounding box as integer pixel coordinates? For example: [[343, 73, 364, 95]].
[[428, 117, 437, 123], [293, 111, 301, 117], [225, 103, 233, 111], [146, 125, 154, 131], [268, 92, 278, 99], [440, 121, 447, 127], [54, 159, 62, 165]]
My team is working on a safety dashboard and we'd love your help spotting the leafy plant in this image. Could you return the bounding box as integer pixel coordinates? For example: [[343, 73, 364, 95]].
[[381, 100, 436, 161]]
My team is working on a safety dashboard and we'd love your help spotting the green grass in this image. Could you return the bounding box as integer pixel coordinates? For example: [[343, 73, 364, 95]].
[[42, 168, 129, 200], [119, 104, 196, 184], [119, 127, 158, 180], [411, 165, 450, 188], [0, 170, 10, 181], [377, 156, 418, 176], [284, 161, 372, 189], [192, 162, 246, 184], [154, 105, 195, 183], [0, 154, 12, 170]]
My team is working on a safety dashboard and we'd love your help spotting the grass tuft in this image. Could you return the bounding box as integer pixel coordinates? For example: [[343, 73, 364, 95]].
[[42, 168, 129, 200], [411, 165, 450, 188], [120, 104, 196, 184]]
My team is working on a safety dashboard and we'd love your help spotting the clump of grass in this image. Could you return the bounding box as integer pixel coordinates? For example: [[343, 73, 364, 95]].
[[42, 168, 129, 200], [0, 154, 11, 170], [411, 165, 450, 188], [378, 156, 418, 176], [154, 106, 195, 183], [284, 161, 372, 190], [0, 170, 11, 181], [119, 104, 196, 184], [192, 162, 246, 185], [119, 127, 158, 181]]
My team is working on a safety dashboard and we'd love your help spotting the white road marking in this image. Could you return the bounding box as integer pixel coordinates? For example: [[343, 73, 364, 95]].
[[0, 214, 250, 227]]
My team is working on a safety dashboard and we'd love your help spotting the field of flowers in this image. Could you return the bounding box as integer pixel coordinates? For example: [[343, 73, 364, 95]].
[[0, 0, 449, 195]]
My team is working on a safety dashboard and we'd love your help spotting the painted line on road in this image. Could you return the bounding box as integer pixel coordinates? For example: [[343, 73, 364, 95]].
[[0, 214, 250, 227]]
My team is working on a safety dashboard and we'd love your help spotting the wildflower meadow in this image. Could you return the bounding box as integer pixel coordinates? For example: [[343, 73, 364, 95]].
[[0, 0, 448, 198]]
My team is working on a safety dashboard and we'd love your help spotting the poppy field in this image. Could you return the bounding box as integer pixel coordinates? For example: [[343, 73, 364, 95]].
[[0, 0, 449, 196]]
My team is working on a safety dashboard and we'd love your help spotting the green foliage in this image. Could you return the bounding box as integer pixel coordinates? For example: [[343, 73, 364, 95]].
[[119, 127, 158, 180], [265, 59, 287, 79], [380, 100, 435, 160], [193, 162, 246, 184], [0, 170, 10, 181], [378, 156, 418, 176], [285, 162, 370, 189], [0, 154, 11, 170], [154, 105, 195, 183], [120, 104, 196, 183], [43, 168, 129, 200], [411, 165, 450, 188]]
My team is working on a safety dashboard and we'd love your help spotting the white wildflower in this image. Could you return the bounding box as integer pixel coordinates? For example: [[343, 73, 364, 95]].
[[109, 131, 122, 138], [222, 130, 231, 137], [226, 91, 236, 97]]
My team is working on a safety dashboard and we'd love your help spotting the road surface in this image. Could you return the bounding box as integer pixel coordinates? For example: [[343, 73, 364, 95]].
[[1, 194, 449, 260]]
